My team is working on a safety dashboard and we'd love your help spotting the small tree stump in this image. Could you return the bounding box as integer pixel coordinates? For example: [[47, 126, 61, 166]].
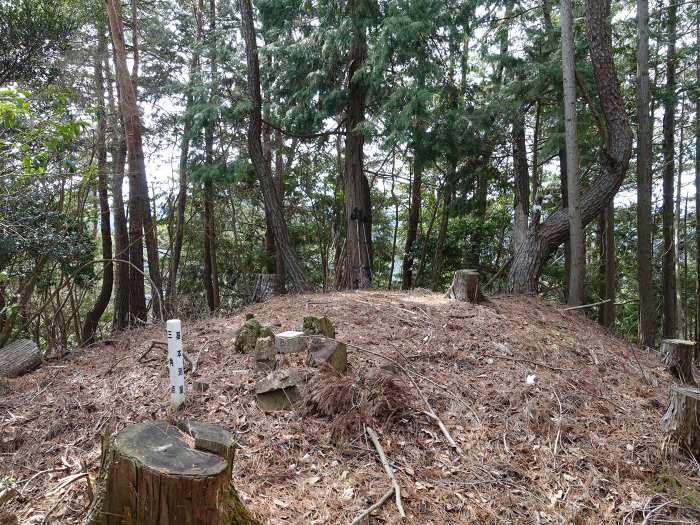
[[661, 385, 700, 457], [446, 270, 482, 303], [0, 339, 40, 378], [83, 420, 258, 525], [662, 339, 697, 385]]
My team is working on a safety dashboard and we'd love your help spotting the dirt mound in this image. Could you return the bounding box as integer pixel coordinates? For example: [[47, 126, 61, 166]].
[[1, 290, 698, 523]]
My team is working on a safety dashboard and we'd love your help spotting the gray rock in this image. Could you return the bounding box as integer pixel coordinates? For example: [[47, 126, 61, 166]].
[[255, 369, 300, 411], [302, 316, 336, 338], [255, 336, 276, 373], [308, 338, 347, 373], [275, 331, 307, 354]]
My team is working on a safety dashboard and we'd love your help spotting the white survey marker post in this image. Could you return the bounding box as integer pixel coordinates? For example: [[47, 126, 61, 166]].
[[166, 319, 186, 408]]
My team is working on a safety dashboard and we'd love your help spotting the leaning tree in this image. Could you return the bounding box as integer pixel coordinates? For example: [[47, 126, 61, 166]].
[[506, 0, 633, 294]]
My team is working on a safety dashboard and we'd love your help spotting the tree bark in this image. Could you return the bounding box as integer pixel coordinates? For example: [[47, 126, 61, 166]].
[[506, 0, 633, 295], [344, 0, 372, 289], [402, 158, 422, 290], [696, 9, 700, 357], [636, 0, 655, 347], [239, 0, 311, 292], [662, 0, 678, 338], [203, 0, 220, 313], [431, 185, 452, 292], [662, 339, 697, 386], [82, 25, 113, 345], [513, 104, 530, 252], [106, 0, 163, 322], [597, 203, 615, 329], [167, 0, 204, 315], [83, 420, 258, 525], [561, 0, 585, 306]]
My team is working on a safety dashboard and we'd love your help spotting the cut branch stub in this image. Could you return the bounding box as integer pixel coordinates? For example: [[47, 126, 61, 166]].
[[662, 339, 697, 385], [446, 270, 482, 303], [83, 420, 258, 525], [661, 385, 700, 458]]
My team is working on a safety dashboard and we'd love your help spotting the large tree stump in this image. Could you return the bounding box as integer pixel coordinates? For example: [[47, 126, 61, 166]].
[[661, 385, 700, 457], [446, 270, 482, 303], [83, 420, 258, 525], [0, 339, 40, 378], [662, 339, 697, 385]]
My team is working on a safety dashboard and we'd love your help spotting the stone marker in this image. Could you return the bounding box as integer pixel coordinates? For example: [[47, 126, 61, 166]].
[[254, 336, 276, 373], [308, 338, 347, 373], [275, 331, 307, 354], [0, 339, 40, 378], [255, 369, 300, 411], [303, 316, 336, 338]]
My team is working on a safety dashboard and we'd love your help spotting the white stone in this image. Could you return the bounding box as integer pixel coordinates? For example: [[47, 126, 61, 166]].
[[275, 331, 307, 354]]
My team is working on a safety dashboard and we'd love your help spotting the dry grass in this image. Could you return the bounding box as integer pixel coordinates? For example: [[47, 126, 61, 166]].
[[0, 289, 699, 523]]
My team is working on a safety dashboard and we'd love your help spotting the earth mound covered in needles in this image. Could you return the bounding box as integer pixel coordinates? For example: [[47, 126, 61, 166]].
[[1, 290, 698, 523]]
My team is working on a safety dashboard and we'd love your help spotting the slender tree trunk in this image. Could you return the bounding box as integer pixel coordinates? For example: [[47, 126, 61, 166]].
[[240, 0, 311, 291], [388, 162, 399, 290], [531, 101, 542, 206], [167, 0, 203, 314], [662, 0, 678, 337], [513, 104, 530, 251], [675, 94, 686, 333], [106, 49, 130, 330], [696, 10, 700, 354], [274, 130, 287, 292], [344, 0, 372, 289], [636, 0, 655, 347], [432, 183, 452, 291], [415, 186, 441, 286], [402, 160, 422, 290], [106, 0, 163, 321], [561, 0, 585, 306], [507, 0, 633, 295], [82, 26, 113, 345], [597, 203, 615, 328]]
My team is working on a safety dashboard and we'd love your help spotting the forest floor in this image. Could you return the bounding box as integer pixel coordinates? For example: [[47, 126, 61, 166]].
[[1, 290, 700, 524]]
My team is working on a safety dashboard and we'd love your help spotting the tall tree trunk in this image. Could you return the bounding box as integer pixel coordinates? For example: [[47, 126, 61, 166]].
[[202, 0, 220, 312], [531, 101, 542, 206], [106, 0, 163, 321], [344, 0, 372, 289], [662, 0, 678, 337], [513, 104, 530, 251], [167, 0, 203, 314], [431, 183, 452, 291], [402, 160, 422, 290], [696, 9, 700, 354], [274, 130, 287, 292], [561, 0, 585, 306], [388, 162, 399, 290], [636, 0, 655, 347], [597, 203, 616, 328], [240, 0, 311, 291], [507, 0, 633, 295], [82, 26, 113, 345], [675, 94, 686, 332], [106, 48, 130, 330]]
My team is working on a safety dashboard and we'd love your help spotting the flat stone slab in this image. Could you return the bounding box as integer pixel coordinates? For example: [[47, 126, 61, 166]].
[[275, 331, 307, 354]]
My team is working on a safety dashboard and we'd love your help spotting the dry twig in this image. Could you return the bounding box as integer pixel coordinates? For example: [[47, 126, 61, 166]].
[[348, 488, 394, 525], [365, 426, 405, 519]]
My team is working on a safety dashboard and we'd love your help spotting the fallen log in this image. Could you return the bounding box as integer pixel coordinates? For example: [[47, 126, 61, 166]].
[[0, 339, 40, 378]]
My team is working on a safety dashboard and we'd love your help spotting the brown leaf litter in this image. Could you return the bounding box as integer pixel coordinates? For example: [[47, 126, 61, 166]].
[[0, 290, 698, 524]]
